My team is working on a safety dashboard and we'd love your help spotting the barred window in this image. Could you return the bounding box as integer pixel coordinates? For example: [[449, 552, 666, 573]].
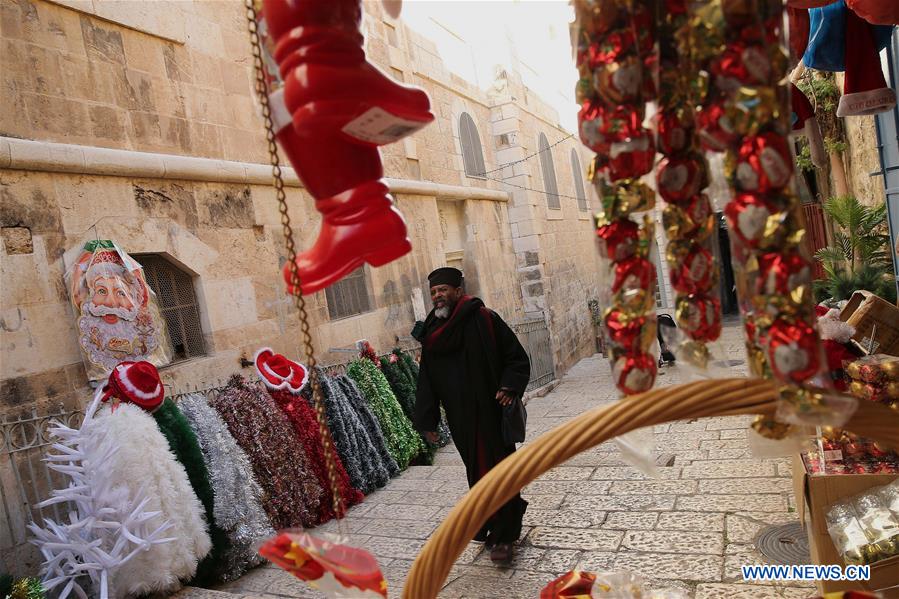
[[570, 149, 588, 211], [539, 133, 560, 209], [134, 254, 206, 361], [459, 112, 486, 178], [326, 267, 372, 319]]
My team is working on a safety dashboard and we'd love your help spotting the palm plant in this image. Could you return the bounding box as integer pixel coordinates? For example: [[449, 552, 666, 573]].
[[815, 195, 896, 304]]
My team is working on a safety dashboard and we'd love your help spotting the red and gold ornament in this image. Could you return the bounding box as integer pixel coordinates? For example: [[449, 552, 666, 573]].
[[656, 154, 708, 204], [655, 109, 694, 155], [669, 243, 715, 294], [723, 192, 790, 250], [593, 55, 643, 105], [608, 131, 656, 181], [612, 351, 657, 395], [734, 132, 793, 193], [596, 218, 639, 261], [767, 318, 822, 384], [604, 310, 656, 353], [710, 42, 772, 92], [662, 194, 715, 241], [612, 255, 656, 296], [675, 293, 723, 341], [577, 100, 644, 152], [757, 250, 812, 298], [696, 99, 736, 152]]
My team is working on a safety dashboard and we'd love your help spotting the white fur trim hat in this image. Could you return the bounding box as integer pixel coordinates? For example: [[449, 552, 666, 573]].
[[254, 347, 309, 394], [102, 360, 165, 411]]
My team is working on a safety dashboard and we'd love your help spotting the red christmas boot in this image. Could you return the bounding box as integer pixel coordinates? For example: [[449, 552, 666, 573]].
[[263, 0, 434, 145], [261, 0, 433, 294]]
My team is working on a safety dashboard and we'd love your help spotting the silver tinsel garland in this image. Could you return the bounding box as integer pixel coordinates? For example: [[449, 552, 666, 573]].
[[335, 375, 401, 479], [314, 370, 395, 494], [178, 393, 274, 582]]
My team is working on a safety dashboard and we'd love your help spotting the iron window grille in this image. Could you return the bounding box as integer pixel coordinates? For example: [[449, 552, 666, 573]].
[[134, 254, 207, 362], [326, 267, 373, 320]]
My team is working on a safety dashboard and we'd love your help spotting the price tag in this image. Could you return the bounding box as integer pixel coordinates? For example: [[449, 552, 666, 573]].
[[342, 107, 428, 145]]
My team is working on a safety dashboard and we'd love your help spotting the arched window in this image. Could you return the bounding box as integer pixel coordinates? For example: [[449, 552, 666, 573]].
[[539, 133, 560, 209], [459, 112, 486, 178], [134, 254, 206, 361], [570, 149, 588, 211]]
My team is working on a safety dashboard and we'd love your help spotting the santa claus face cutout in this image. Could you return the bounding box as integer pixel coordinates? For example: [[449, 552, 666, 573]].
[[66, 240, 172, 382]]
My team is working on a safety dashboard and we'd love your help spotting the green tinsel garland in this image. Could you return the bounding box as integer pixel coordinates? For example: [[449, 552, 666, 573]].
[[380, 355, 436, 465], [379, 356, 417, 418], [6, 578, 44, 599], [346, 359, 425, 470], [392, 348, 452, 447], [153, 399, 231, 586], [395, 348, 419, 381]]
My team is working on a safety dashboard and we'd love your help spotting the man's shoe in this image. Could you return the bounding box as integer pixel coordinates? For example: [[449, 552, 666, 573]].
[[489, 543, 513, 565]]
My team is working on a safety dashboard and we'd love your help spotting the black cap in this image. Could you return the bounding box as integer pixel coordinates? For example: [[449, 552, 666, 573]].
[[427, 267, 463, 288]]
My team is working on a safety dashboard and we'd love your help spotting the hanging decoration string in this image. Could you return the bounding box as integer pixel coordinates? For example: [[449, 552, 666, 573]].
[[473, 132, 576, 177], [244, 0, 345, 524]]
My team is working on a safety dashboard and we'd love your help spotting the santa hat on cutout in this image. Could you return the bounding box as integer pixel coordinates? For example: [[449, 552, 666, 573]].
[[102, 361, 165, 412], [837, 8, 896, 116], [254, 347, 309, 394], [790, 83, 828, 169]]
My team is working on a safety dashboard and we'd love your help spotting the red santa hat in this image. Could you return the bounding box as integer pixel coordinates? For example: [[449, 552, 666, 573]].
[[254, 347, 309, 394], [790, 83, 828, 169], [837, 9, 897, 117], [101, 361, 165, 412]]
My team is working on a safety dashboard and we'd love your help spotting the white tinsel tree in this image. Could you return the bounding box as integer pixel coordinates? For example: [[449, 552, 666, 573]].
[[29, 390, 175, 599]]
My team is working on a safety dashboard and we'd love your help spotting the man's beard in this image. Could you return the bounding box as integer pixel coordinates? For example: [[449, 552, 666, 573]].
[[435, 306, 451, 319], [86, 302, 137, 321], [78, 310, 159, 370]]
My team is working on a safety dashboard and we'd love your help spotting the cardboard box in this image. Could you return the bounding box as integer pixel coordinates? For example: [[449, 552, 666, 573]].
[[840, 291, 899, 356], [793, 454, 899, 595]]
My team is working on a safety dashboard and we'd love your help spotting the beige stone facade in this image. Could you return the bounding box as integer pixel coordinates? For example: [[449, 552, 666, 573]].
[[1, 0, 609, 415]]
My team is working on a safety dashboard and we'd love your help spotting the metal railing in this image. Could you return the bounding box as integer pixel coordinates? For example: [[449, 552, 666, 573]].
[[1, 406, 83, 564], [512, 317, 556, 391]]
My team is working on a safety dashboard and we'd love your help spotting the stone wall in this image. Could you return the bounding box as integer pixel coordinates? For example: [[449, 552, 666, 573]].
[[1, 0, 266, 162], [843, 114, 887, 207]]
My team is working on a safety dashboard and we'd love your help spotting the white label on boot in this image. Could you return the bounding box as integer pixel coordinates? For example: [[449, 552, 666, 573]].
[[342, 107, 429, 145], [269, 88, 292, 134]]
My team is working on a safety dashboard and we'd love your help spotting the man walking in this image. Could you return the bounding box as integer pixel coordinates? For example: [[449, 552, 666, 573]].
[[413, 267, 531, 564]]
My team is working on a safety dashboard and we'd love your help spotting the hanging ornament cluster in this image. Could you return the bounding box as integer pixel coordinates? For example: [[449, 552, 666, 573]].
[[654, 0, 722, 369], [686, 0, 835, 430], [573, 0, 659, 396]]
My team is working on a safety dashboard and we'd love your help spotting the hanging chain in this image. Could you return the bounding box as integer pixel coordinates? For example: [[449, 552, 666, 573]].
[[244, 0, 345, 522]]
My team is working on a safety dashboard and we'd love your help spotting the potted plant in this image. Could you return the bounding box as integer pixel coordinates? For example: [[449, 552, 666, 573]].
[[815, 195, 896, 305]]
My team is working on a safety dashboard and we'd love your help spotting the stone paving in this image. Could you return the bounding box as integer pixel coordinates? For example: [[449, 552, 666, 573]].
[[174, 322, 816, 599]]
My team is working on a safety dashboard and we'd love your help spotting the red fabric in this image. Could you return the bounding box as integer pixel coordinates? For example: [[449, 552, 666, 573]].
[[847, 0, 899, 25], [424, 295, 474, 348], [788, 7, 811, 62], [786, 0, 835, 7], [269, 389, 364, 522]]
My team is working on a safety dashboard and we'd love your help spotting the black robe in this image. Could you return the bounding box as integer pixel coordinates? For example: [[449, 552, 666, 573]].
[[413, 295, 531, 545]]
